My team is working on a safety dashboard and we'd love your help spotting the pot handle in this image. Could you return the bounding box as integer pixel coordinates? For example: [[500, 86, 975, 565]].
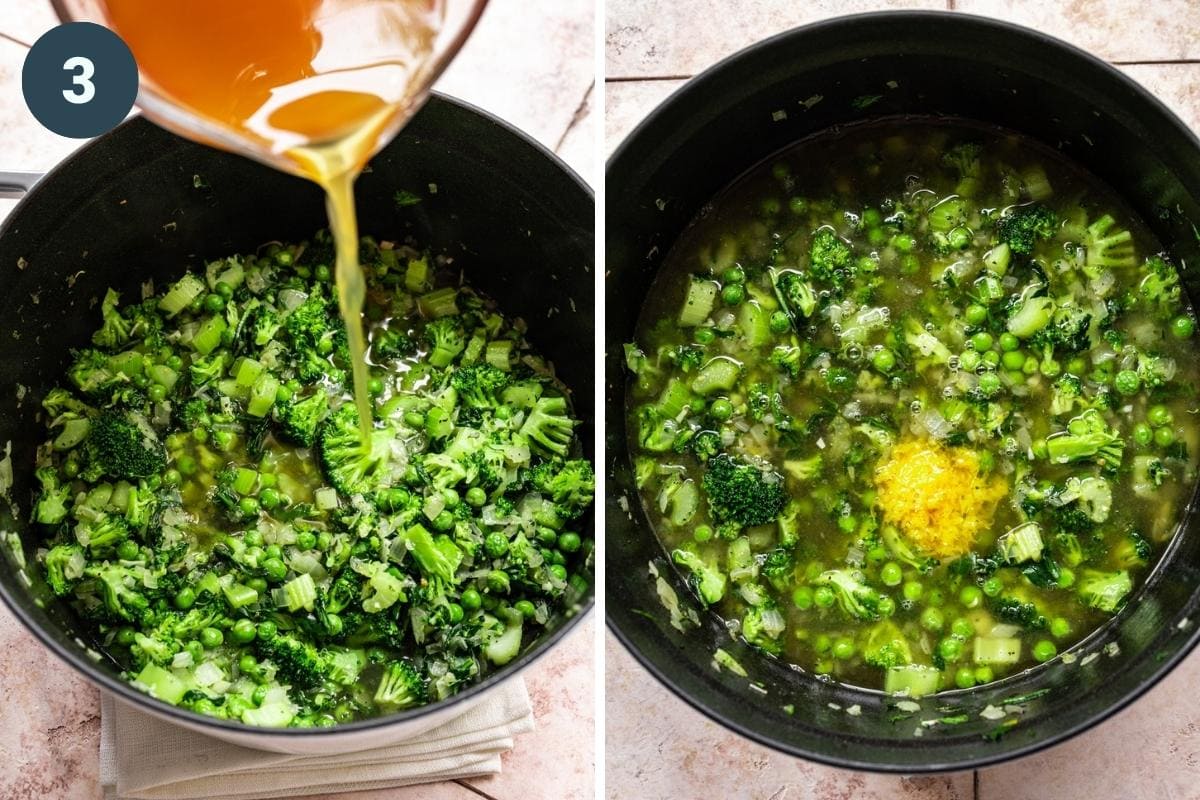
[[0, 171, 43, 200]]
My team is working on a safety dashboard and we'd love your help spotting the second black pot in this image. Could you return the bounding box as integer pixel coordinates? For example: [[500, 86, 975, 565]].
[[606, 11, 1200, 771]]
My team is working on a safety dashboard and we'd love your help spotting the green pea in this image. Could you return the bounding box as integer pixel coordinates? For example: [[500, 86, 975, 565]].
[[951, 617, 974, 638], [514, 599, 537, 619], [203, 293, 226, 313], [789, 197, 808, 215], [832, 638, 856, 660], [1155, 426, 1176, 447], [722, 266, 745, 284], [558, 532, 581, 553], [315, 264, 331, 282], [965, 305, 988, 326], [813, 633, 833, 654], [116, 540, 139, 561], [959, 350, 981, 371], [938, 637, 963, 662], [1148, 404, 1173, 427], [231, 619, 257, 644], [1001, 350, 1025, 371], [262, 557, 287, 582], [316, 531, 332, 551], [192, 427, 209, 444], [239, 496, 260, 517], [694, 327, 716, 344], [1114, 370, 1141, 396], [999, 332, 1020, 352], [1067, 357, 1087, 375], [199, 627, 224, 649], [259, 487, 281, 510], [1057, 568, 1075, 589], [813, 586, 836, 608], [246, 576, 268, 595], [176, 455, 198, 476], [465, 487, 487, 507], [709, 398, 733, 421], [955, 667, 976, 689], [981, 349, 1001, 367], [902, 581, 923, 602], [926, 589, 945, 607], [547, 564, 567, 581], [899, 253, 920, 275], [872, 348, 896, 372], [368, 377, 385, 396], [432, 510, 455, 531], [693, 524, 713, 543], [978, 371, 1001, 396], [1023, 355, 1039, 374], [148, 383, 167, 403], [461, 587, 482, 611], [721, 284, 744, 305], [1032, 640, 1057, 662], [447, 603, 465, 624], [769, 311, 791, 334], [174, 587, 196, 610], [814, 659, 834, 675], [1172, 315, 1195, 339], [880, 562, 902, 587], [1050, 617, 1071, 638], [893, 233, 915, 253], [215, 281, 234, 299], [264, 544, 282, 560], [486, 569, 511, 594], [792, 586, 813, 610], [257, 620, 277, 640], [974, 665, 994, 684], [920, 607, 945, 632], [959, 585, 982, 609], [243, 530, 263, 547], [1133, 422, 1154, 447], [186, 640, 204, 663]]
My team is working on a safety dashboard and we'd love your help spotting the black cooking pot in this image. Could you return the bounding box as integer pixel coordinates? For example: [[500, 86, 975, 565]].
[[606, 11, 1200, 771], [0, 93, 594, 750]]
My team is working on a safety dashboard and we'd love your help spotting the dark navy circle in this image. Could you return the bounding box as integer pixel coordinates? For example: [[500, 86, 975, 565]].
[[22, 22, 138, 139]]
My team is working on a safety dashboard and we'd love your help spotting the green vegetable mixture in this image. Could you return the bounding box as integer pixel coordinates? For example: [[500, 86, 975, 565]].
[[626, 122, 1199, 697], [30, 233, 593, 726]]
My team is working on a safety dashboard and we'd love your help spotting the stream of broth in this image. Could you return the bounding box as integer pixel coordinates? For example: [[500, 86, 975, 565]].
[[99, 0, 445, 440]]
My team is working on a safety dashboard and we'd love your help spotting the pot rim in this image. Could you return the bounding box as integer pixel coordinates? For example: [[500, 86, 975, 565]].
[[0, 90, 595, 740], [605, 8, 1200, 772]]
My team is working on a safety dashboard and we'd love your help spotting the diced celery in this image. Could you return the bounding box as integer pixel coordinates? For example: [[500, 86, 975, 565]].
[[983, 242, 1011, 275], [135, 663, 187, 705], [148, 364, 179, 390], [281, 573, 316, 612], [884, 664, 941, 697], [486, 340, 515, 370], [223, 582, 258, 609], [738, 301, 772, 348], [247, 373, 280, 417], [690, 357, 741, 395], [158, 273, 206, 317], [657, 379, 694, 418], [678, 278, 719, 327], [190, 315, 227, 355], [197, 571, 221, 596], [232, 467, 258, 495], [314, 487, 339, 510], [53, 417, 90, 450], [233, 357, 264, 388], [109, 351, 144, 377], [405, 256, 431, 293], [418, 287, 459, 318], [483, 609, 524, 666], [974, 637, 1022, 665], [997, 521, 1044, 564]]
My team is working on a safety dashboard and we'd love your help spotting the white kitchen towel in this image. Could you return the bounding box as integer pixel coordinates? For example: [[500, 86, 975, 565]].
[[99, 680, 533, 800]]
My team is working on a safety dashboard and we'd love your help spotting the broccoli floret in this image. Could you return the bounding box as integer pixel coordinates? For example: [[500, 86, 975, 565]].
[[769, 344, 806, 378], [526, 459, 594, 519], [318, 405, 406, 498], [996, 204, 1057, 255], [519, 396, 578, 457], [83, 411, 166, 481], [990, 596, 1047, 629], [450, 364, 510, 408], [881, 524, 938, 573], [374, 659, 428, 710], [770, 268, 819, 323], [816, 569, 884, 621], [424, 317, 467, 368], [33, 466, 71, 525], [398, 524, 462, 584], [1138, 254, 1183, 318], [1136, 351, 1177, 389], [85, 562, 150, 622], [760, 547, 794, 590], [1044, 409, 1124, 466], [92, 289, 132, 350], [1084, 214, 1136, 271], [808, 228, 854, 289], [276, 391, 329, 447], [284, 286, 335, 347], [1077, 569, 1133, 613], [1054, 475, 1112, 523], [372, 326, 416, 360], [672, 548, 727, 606], [1048, 374, 1083, 417], [1113, 530, 1152, 569], [42, 543, 85, 596], [669, 345, 706, 373], [1031, 304, 1092, 354], [740, 602, 785, 654], [1131, 454, 1170, 498], [189, 352, 229, 389], [701, 454, 786, 527], [68, 349, 119, 396], [255, 632, 329, 690], [690, 430, 722, 462], [863, 620, 912, 669], [942, 142, 982, 194]]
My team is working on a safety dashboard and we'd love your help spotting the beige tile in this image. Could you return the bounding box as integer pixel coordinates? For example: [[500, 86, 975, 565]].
[[0, 0, 58, 47], [0, 37, 85, 176], [436, 0, 596, 185], [466, 618, 596, 800], [605, 0, 945, 80], [955, 0, 1200, 62], [554, 82, 597, 188], [604, 633, 974, 800], [605, 79, 685, 155], [1119, 63, 1200, 138], [978, 647, 1200, 799], [302, 782, 482, 800], [0, 605, 103, 800]]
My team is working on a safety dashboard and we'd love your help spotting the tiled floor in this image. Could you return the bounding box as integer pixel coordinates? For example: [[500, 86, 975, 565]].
[[0, 1, 595, 799], [604, 1, 1200, 799]]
